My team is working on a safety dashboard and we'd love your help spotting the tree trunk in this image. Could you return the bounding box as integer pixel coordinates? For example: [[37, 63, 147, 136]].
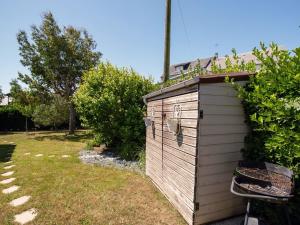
[[25, 117, 28, 133], [68, 102, 76, 134]]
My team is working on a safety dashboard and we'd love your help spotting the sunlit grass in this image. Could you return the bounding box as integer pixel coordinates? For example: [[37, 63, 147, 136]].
[[0, 131, 185, 225]]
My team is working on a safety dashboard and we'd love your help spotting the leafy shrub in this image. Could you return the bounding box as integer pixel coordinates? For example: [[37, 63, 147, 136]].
[[85, 141, 94, 151], [32, 95, 69, 129], [137, 147, 146, 170], [0, 105, 35, 131], [230, 44, 300, 176], [74, 62, 155, 160], [225, 43, 300, 224], [0, 86, 4, 102]]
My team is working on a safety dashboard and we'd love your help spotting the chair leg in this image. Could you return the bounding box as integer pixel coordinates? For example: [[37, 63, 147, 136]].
[[244, 199, 251, 225], [284, 205, 292, 225]]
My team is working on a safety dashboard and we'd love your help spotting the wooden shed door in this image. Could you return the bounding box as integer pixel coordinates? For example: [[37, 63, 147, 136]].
[[146, 91, 199, 225], [145, 99, 163, 183]]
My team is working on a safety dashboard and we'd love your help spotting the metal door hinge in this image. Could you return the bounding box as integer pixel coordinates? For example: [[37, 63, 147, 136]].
[[200, 110, 203, 119], [195, 202, 200, 210]]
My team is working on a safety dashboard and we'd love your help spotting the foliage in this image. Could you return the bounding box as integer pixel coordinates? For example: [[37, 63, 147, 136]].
[[0, 104, 18, 113], [156, 48, 256, 90], [32, 95, 69, 128], [229, 43, 300, 176], [156, 59, 208, 90], [0, 105, 35, 131], [0, 86, 4, 102], [224, 43, 300, 224], [210, 48, 257, 74], [10, 79, 41, 118], [74, 62, 155, 160], [137, 147, 146, 170], [85, 132, 102, 150], [17, 11, 101, 134]]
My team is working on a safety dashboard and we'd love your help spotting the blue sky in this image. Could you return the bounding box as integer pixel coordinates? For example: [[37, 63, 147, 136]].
[[0, 0, 299, 93]]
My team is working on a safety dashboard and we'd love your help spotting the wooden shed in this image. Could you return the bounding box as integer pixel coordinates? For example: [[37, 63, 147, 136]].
[[143, 72, 253, 225]]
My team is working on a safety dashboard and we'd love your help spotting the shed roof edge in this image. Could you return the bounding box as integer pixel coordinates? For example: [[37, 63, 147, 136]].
[[143, 72, 255, 102]]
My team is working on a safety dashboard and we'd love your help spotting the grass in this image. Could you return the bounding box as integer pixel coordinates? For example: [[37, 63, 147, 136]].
[[0, 131, 186, 225]]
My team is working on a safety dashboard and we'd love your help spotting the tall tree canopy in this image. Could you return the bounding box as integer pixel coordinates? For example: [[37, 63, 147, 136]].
[[9, 79, 40, 131], [0, 86, 4, 102], [17, 12, 101, 134]]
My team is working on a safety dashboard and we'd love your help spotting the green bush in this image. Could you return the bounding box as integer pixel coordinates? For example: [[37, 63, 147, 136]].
[[32, 95, 69, 129], [231, 44, 300, 175], [74, 62, 155, 160], [227, 43, 300, 224], [137, 147, 146, 170]]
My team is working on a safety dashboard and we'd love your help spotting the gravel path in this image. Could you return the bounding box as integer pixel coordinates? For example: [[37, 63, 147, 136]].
[[79, 150, 143, 173]]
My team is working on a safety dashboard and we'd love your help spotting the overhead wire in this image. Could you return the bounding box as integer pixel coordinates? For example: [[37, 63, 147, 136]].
[[176, 0, 192, 54]]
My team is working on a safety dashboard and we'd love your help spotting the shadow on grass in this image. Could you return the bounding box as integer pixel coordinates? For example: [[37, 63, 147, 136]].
[[0, 132, 19, 136], [33, 131, 92, 143], [0, 144, 16, 162]]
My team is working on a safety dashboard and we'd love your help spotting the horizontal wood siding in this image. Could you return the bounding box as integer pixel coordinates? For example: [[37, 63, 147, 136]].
[[146, 99, 163, 187], [195, 82, 247, 224], [146, 91, 199, 225]]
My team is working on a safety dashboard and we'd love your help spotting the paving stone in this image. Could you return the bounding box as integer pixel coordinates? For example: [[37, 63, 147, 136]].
[[1, 171, 14, 177], [9, 142, 15, 144], [4, 165, 15, 170], [2, 185, 20, 194], [9, 195, 31, 207], [24, 153, 31, 156], [62, 155, 70, 158], [4, 161, 13, 164], [14, 208, 37, 224], [35, 154, 43, 157], [0, 177, 16, 184]]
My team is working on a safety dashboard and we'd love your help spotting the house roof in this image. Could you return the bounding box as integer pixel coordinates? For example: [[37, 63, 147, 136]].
[[145, 72, 255, 102], [206, 51, 260, 71], [163, 57, 213, 80], [0, 95, 10, 106], [164, 49, 270, 81]]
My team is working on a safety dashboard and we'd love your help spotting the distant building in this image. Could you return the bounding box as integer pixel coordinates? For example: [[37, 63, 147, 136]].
[[162, 51, 262, 81], [0, 94, 12, 106], [206, 51, 261, 72], [164, 57, 213, 80]]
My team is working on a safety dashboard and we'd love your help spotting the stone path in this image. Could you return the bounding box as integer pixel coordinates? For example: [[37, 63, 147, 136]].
[[1, 171, 14, 176], [0, 177, 16, 184], [2, 185, 20, 194], [14, 208, 37, 225], [1, 152, 37, 224], [9, 196, 31, 207], [1, 149, 72, 224], [4, 165, 15, 169]]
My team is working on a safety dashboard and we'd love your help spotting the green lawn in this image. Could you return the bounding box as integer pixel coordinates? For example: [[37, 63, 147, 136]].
[[0, 131, 185, 225]]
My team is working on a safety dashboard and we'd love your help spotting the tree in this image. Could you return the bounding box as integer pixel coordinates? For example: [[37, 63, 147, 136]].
[[17, 12, 101, 134], [0, 86, 4, 103], [74, 62, 155, 160], [32, 95, 69, 129], [9, 80, 39, 131]]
